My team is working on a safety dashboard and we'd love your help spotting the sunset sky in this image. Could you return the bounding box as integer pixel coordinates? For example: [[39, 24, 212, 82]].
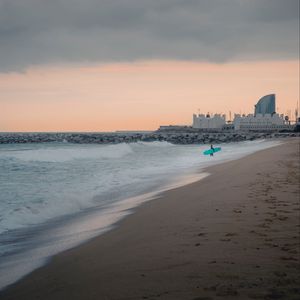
[[0, 0, 299, 132]]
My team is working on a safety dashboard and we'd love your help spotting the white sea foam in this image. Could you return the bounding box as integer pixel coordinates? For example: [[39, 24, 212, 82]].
[[1, 143, 133, 162]]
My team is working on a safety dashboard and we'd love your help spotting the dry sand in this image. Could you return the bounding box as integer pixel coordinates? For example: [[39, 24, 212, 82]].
[[1, 139, 299, 300]]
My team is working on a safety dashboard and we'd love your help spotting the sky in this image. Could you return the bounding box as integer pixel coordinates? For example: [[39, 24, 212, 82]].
[[0, 0, 299, 131]]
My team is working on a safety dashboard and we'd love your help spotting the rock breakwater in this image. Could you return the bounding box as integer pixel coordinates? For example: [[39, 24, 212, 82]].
[[0, 131, 298, 145]]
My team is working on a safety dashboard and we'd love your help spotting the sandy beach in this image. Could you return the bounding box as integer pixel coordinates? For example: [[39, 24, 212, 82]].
[[1, 139, 299, 300]]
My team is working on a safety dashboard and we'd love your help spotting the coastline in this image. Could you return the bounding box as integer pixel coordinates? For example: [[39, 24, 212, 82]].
[[1, 138, 299, 299]]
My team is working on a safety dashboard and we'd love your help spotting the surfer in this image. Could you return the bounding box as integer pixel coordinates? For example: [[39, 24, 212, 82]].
[[203, 145, 221, 156], [210, 144, 214, 156]]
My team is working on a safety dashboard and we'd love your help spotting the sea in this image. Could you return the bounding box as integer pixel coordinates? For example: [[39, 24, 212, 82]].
[[0, 139, 280, 289]]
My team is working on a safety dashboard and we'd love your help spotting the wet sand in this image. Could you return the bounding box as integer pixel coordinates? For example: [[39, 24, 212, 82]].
[[1, 139, 299, 300]]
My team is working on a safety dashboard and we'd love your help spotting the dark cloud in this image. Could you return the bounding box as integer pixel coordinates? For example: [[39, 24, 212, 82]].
[[0, 0, 298, 71]]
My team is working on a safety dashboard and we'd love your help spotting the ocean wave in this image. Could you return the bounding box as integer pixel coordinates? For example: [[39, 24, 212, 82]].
[[0, 143, 133, 162], [0, 140, 280, 235], [135, 141, 175, 147]]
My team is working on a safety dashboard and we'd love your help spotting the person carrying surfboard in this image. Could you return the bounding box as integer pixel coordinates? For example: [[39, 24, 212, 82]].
[[210, 144, 214, 156], [203, 145, 221, 156]]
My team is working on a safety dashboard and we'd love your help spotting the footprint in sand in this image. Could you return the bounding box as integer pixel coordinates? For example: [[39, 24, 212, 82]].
[[273, 271, 287, 278], [264, 218, 273, 223], [276, 216, 288, 221], [203, 284, 218, 292], [280, 256, 298, 261], [265, 238, 273, 241], [220, 238, 231, 242], [223, 261, 235, 265], [276, 210, 291, 214], [248, 292, 266, 299], [277, 203, 289, 207], [215, 285, 239, 297], [257, 223, 270, 229], [250, 230, 261, 235], [280, 247, 291, 252], [265, 200, 276, 204], [225, 232, 238, 237], [264, 289, 286, 299], [266, 212, 277, 217], [197, 232, 206, 237]]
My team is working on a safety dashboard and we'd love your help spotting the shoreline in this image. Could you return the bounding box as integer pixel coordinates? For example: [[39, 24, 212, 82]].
[[0, 140, 280, 291], [0, 163, 209, 291], [1, 138, 299, 299]]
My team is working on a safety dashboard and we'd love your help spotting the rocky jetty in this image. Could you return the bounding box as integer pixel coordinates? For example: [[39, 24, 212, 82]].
[[0, 130, 298, 145]]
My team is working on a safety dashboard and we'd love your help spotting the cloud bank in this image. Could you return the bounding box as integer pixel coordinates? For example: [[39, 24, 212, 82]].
[[0, 0, 299, 71]]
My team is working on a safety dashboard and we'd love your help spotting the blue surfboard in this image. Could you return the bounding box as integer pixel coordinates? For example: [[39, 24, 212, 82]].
[[203, 147, 221, 155]]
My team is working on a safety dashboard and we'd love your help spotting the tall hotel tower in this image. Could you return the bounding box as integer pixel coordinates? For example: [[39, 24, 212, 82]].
[[254, 94, 276, 116]]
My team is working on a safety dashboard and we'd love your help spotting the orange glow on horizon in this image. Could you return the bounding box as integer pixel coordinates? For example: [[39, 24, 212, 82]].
[[0, 60, 299, 132]]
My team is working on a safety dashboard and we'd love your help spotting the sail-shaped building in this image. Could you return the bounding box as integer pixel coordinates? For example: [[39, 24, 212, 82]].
[[254, 94, 276, 116]]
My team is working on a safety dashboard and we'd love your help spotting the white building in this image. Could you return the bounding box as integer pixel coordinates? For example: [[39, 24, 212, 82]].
[[191, 94, 295, 131], [193, 114, 226, 129], [233, 113, 290, 131], [232, 94, 293, 131]]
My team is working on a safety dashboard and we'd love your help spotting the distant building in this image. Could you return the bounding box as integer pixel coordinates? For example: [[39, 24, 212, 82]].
[[193, 113, 226, 129], [222, 123, 234, 131], [233, 113, 289, 131], [254, 94, 275, 116], [190, 93, 294, 132], [233, 94, 292, 131]]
